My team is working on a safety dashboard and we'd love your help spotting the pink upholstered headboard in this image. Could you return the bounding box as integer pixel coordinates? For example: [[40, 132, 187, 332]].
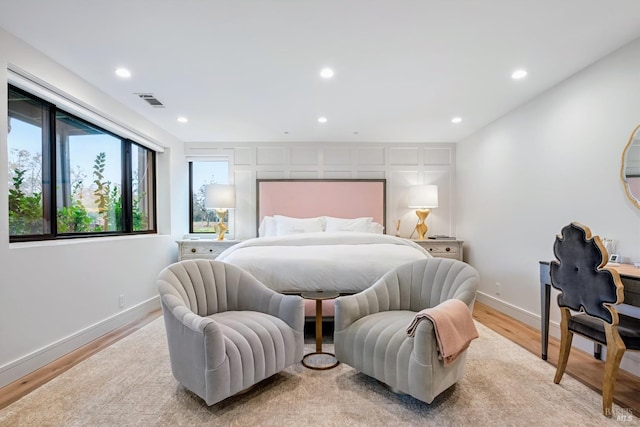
[[256, 179, 386, 233]]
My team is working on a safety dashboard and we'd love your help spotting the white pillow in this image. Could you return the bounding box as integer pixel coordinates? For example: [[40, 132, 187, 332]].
[[258, 216, 277, 237], [274, 215, 324, 235], [324, 216, 373, 233], [367, 221, 385, 234]]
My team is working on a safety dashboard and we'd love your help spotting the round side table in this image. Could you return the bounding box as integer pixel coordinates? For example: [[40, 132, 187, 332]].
[[301, 291, 340, 370]]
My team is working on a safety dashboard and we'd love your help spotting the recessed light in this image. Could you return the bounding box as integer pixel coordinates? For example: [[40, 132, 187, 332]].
[[320, 67, 334, 79], [115, 67, 131, 79], [317, 116, 328, 123], [511, 69, 528, 80], [451, 117, 462, 124], [177, 116, 188, 123]]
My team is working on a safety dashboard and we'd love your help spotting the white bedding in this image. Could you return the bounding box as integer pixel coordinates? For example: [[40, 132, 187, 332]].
[[216, 232, 431, 293]]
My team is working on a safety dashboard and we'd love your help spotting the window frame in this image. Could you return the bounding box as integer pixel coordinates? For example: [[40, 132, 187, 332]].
[[8, 83, 157, 242], [187, 157, 232, 236]]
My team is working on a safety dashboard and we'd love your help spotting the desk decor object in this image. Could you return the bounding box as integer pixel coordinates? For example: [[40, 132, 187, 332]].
[[204, 184, 235, 240], [408, 185, 438, 240]]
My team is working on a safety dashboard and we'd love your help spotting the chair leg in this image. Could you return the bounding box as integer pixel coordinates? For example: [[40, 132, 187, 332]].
[[554, 308, 573, 384], [602, 323, 625, 417]]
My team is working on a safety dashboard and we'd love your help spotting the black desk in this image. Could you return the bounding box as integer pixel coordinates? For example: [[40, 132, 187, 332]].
[[539, 261, 552, 360], [539, 261, 640, 360]]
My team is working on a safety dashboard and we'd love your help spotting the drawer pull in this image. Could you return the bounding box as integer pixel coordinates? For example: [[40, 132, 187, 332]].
[[446, 247, 451, 252], [209, 249, 213, 252], [191, 248, 196, 253], [429, 248, 433, 251]]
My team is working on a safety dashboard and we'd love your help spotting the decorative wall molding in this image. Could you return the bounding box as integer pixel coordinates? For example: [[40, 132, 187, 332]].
[[185, 142, 456, 240]]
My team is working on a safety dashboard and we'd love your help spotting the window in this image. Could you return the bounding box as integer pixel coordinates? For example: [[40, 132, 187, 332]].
[[131, 144, 155, 232], [189, 160, 229, 234], [7, 88, 47, 236], [8, 84, 156, 241]]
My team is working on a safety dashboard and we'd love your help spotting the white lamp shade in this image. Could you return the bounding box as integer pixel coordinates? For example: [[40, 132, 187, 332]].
[[408, 185, 438, 208], [204, 184, 236, 209]]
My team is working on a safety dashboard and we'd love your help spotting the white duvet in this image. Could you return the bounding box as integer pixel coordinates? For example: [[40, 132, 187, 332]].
[[216, 232, 431, 293]]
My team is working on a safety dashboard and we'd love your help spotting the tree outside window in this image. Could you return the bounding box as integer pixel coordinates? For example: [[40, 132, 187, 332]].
[[7, 85, 156, 241], [190, 160, 229, 233]]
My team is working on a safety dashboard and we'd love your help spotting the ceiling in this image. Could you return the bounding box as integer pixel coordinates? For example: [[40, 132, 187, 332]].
[[2, 0, 640, 144]]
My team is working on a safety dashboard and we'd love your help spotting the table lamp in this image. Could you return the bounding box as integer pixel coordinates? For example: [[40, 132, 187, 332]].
[[204, 184, 236, 240], [408, 185, 438, 240]]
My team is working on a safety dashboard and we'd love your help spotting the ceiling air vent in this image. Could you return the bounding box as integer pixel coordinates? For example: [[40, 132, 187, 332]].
[[135, 93, 165, 108]]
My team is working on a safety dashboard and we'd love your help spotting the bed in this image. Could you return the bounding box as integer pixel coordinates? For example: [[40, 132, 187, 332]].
[[217, 231, 429, 293], [217, 179, 431, 301]]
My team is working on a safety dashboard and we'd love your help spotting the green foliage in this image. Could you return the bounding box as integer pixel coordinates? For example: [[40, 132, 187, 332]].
[[8, 148, 42, 195], [93, 152, 122, 231], [56, 199, 93, 233], [8, 168, 43, 235], [192, 183, 215, 230], [93, 152, 109, 228], [111, 185, 122, 230], [10, 151, 149, 236], [56, 174, 94, 233], [132, 195, 148, 231]]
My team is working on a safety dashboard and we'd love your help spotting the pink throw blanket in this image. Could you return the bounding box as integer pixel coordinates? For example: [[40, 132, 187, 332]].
[[406, 299, 479, 366]]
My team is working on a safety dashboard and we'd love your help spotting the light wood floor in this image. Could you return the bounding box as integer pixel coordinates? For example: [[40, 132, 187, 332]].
[[0, 309, 161, 411], [1, 302, 638, 412], [473, 301, 640, 413]]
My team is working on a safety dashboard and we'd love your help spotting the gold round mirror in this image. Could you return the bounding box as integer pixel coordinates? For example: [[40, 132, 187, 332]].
[[621, 124, 640, 208]]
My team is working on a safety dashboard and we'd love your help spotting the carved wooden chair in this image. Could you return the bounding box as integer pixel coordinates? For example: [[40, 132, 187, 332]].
[[550, 222, 640, 417]]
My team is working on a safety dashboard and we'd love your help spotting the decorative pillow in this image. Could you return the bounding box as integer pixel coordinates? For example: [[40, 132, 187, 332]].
[[274, 215, 324, 235], [258, 216, 277, 237], [324, 216, 373, 233]]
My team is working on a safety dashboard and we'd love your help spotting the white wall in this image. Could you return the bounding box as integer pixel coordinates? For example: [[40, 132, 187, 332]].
[[457, 37, 640, 374], [0, 29, 187, 387], [185, 142, 456, 240], [5, 20, 639, 388]]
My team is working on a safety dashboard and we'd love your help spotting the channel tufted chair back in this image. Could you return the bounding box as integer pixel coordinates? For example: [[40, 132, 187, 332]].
[[157, 259, 304, 406], [369, 256, 477, 312], [334, 257, 479, 404]]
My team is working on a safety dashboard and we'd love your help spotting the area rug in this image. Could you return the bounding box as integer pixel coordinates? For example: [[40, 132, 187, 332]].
[[0, 318, 630, 426]]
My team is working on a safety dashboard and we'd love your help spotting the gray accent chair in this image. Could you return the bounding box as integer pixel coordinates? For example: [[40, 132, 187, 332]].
[[157, 259, 305, 406], [334, 258, 479, 404]]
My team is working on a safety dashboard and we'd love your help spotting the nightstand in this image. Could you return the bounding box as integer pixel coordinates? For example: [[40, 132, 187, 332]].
[[176, 239, 241, 261], [411, 239, 464, 262]]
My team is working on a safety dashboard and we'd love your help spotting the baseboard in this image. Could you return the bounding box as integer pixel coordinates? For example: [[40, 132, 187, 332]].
[[476, 292, 545, 331], [0, 296, 160, 388], [477, 291, 640, 376]]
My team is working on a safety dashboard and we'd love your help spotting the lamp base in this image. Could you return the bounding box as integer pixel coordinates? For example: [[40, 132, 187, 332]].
[[215, 209, 228, 241], [414, 209, 430, 240]]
